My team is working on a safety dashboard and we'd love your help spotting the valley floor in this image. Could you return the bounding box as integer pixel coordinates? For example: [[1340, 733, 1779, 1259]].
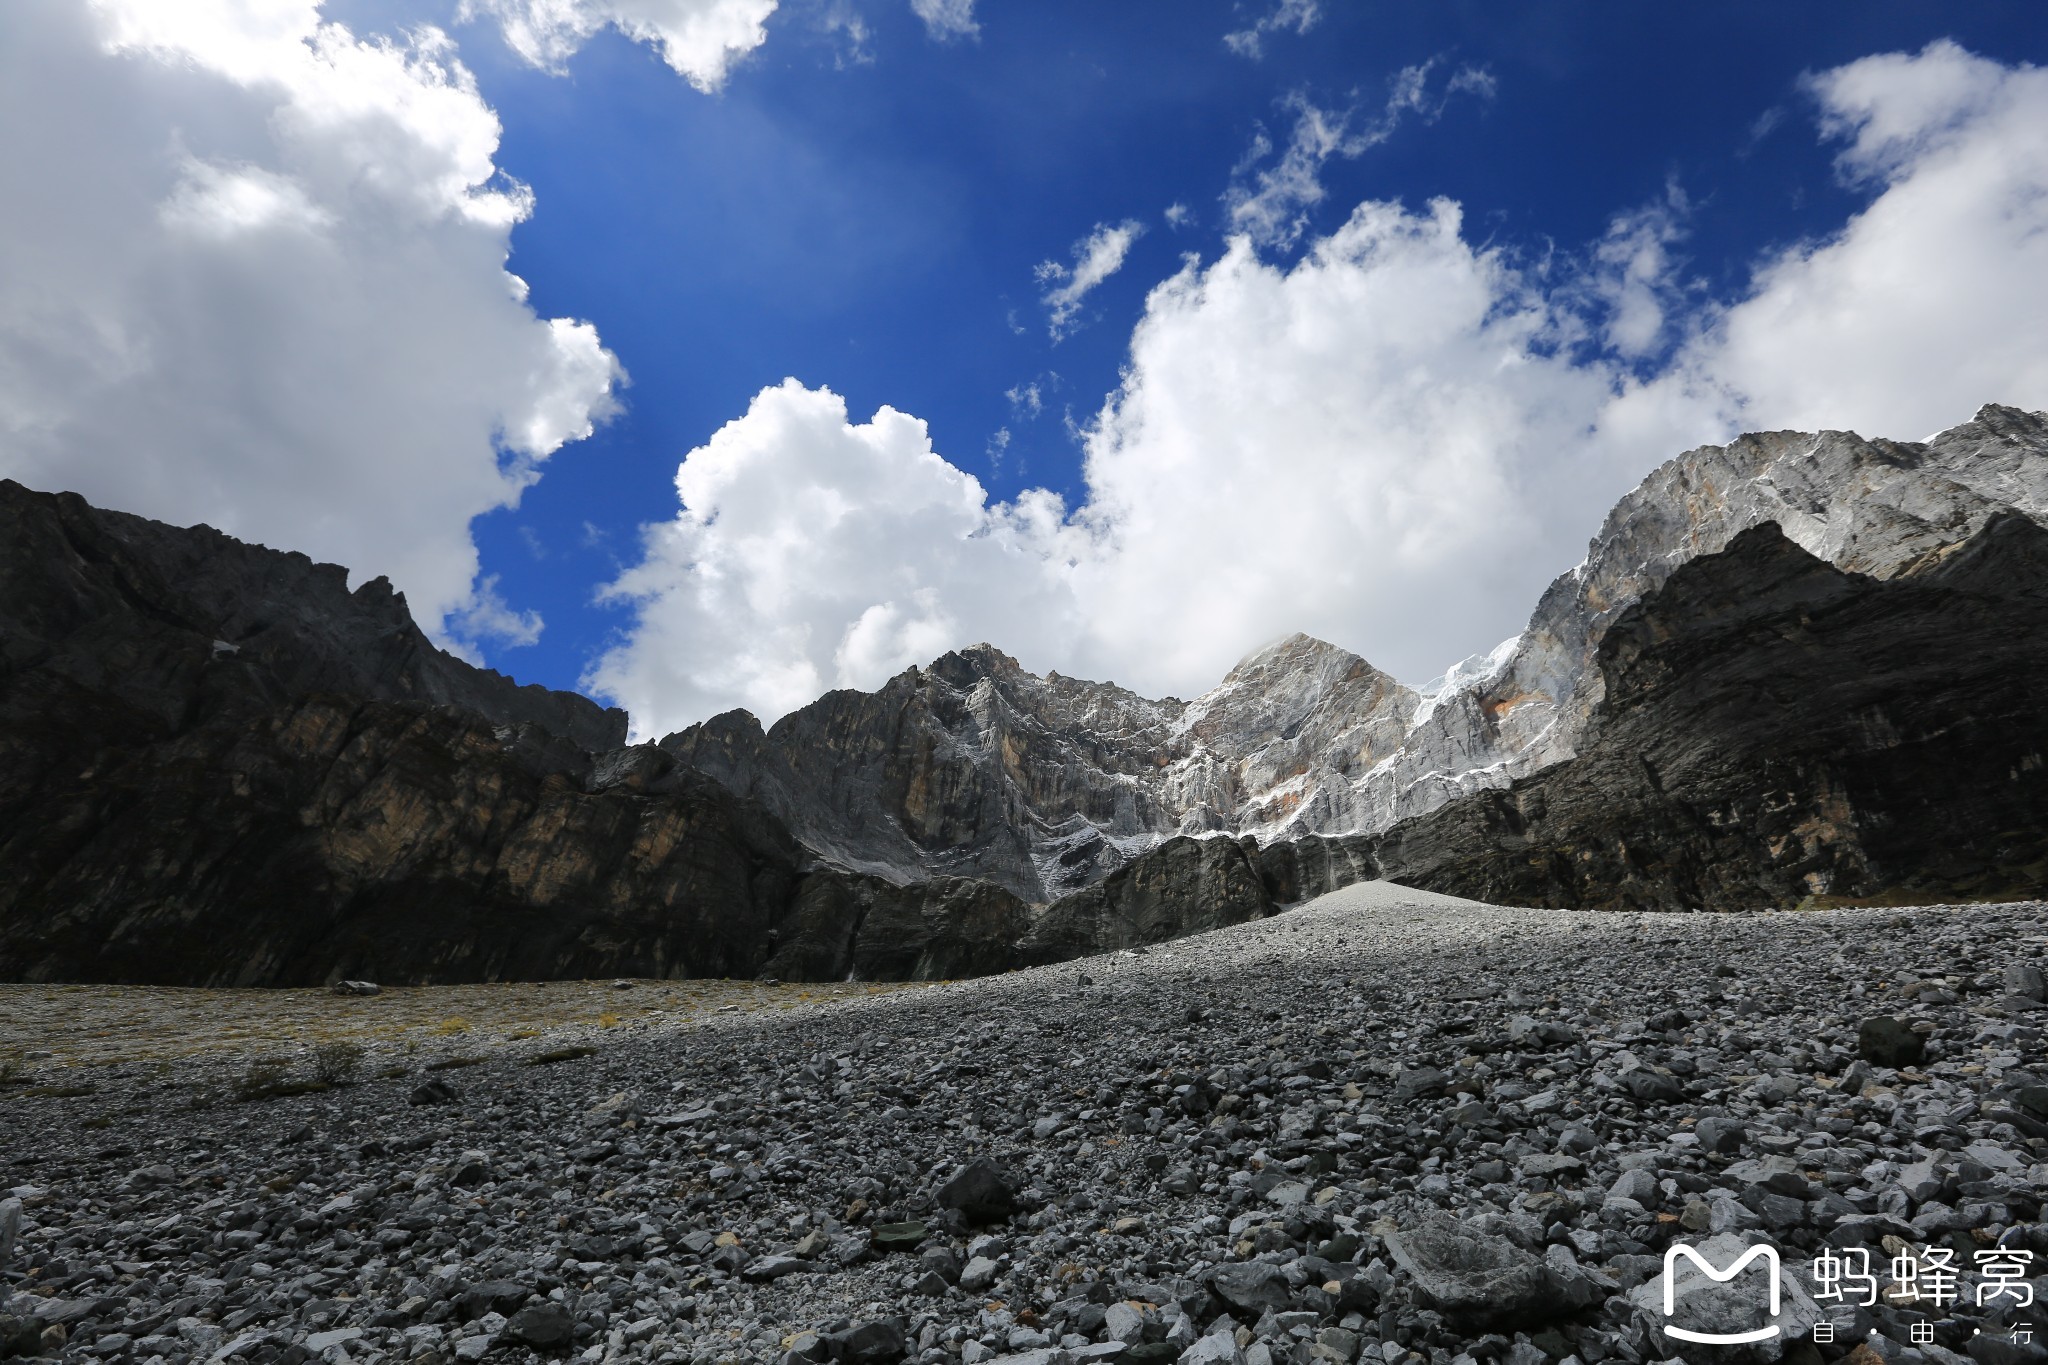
[[1, 886, 2044, 1365]]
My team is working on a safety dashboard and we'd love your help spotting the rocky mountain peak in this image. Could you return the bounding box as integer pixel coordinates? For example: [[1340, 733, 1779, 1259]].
[[1190, 633, 1407, 726], [923, 642, 1026, 690], [648, 404, 2048, 901]]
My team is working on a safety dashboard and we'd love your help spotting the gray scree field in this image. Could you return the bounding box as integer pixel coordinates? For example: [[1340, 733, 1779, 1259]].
[[1, 885, 2045, 1365]]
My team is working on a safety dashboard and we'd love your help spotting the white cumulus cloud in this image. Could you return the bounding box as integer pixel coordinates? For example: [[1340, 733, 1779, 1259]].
[[0, 0, 624, 652], [594, 40, 2048, 736], [1065, 200, 1623, 693], [1037, 220, 1145, 340], [1629, 39, 2048, 440], [909, 0, 977, 41], [587, 380, 1076, 729], [459, 0, 779, 90]]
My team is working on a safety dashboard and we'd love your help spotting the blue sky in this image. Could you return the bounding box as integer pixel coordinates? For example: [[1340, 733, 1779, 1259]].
[[5, 0, 2048, 736]]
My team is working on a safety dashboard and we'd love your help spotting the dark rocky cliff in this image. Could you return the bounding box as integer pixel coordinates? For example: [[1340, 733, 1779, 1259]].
[[4, 474, 2045, 987], [1365, 513, 2048, 910], [0, 479, 627, 751], [0, 481, 817, 983], [0, 481, 1049, 986]]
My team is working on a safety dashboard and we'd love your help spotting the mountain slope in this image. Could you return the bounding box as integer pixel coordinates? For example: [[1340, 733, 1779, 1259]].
[[1384, 402, 2048, 818], [1016, 510, 2048, 958], [658, 405, 2048, 900], [0, 480, 838, 984], [1368, 511, 2048, 910]]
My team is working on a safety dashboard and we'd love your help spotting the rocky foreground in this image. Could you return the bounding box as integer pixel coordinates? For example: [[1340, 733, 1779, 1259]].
[[3, 886, 2046, 1365]]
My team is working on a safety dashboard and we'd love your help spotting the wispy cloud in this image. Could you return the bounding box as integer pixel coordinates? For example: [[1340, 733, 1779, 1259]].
[[910, 0, 977, 41], [1006, 380, 1044, 419], [448, 575, 544, 651], [1224, 0, 1319, 60], [821, 1, 873, 66], [1224, 60, 1496, 249], [1037, 220, 1145, 340]]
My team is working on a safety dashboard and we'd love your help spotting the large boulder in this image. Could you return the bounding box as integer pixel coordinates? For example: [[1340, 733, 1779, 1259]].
[[1857, 1016, 1926, 1068], [504, 1302, 576, 1350], [1382, 1210, 1549, 1328], [936, 1158, 1019, 1225], [1207, 1262, 1293, 1316], [824, 1317, 907, 1364]]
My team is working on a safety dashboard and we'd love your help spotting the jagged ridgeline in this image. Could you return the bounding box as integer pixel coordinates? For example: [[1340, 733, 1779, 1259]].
[[2, 405, 2046, 985]]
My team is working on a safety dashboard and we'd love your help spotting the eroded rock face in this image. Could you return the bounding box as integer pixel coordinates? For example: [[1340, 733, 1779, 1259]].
[[1013, 836, 1275, 966], [660, 635, 1432, 903], [762, 875, 1032, 984], [0, 689, 814, 984], [1387, 402, 2048, 816], [1369, 513, 2048, 910], [992, 509, 2048, 951], [660, 648, 1195, 902]]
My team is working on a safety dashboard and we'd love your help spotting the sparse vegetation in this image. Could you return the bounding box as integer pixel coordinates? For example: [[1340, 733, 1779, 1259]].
[[235, 1054, 290, 1099], [0, 978, 927, 1077], [235, 1054, 328, 1101], [311, 1039, 364, 1086]]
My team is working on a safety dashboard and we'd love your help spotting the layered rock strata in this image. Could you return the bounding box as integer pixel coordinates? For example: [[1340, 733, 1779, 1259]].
[[0, 480, 785, 984]]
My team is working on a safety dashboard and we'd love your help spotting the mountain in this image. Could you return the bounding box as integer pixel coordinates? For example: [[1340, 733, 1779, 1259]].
[[1367, 511, 2048, 910], [658, 632, 1415, 902], [0, 479, 800, 984], [0, 479, 1076, 985], [662, 404, 2048, 901], [1393, 400, 2048, 813], [977, 510, 2048, 958], [2, 404, 2044, 986]]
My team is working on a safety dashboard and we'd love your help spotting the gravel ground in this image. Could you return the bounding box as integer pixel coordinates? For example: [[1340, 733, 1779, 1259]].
[[2, 885, 2045, 1365]]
